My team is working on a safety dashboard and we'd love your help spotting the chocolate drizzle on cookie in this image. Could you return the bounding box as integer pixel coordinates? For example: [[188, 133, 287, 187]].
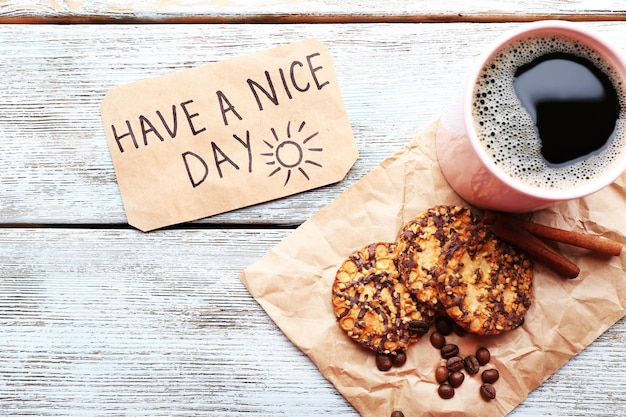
[[396, 205, 481, 310], [332, 242, 436, 354], [438, 226, 533, 335], [332, 205, 534, 358]]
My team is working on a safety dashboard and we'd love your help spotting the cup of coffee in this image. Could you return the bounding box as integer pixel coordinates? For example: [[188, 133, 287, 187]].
[[436, 20, 626, 212]]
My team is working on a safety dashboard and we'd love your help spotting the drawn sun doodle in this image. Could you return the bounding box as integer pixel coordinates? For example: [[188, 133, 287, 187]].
[[261, 120, 323, 186]]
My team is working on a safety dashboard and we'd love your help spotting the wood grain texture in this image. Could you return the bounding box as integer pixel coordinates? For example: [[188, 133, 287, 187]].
[[0, 228, 623, 416], [3, 22, 626, 226], [0, 12, 625, 417], [0, 228, 353, 416], [1, 0, 626, 23]]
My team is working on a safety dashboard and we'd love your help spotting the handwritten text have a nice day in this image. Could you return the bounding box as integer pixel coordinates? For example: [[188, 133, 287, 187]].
[[108, 52, 330, 188]]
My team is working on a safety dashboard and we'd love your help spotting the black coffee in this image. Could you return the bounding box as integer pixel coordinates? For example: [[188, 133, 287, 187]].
[[473, 34, 625, 190], [513, 52, 620, 165]]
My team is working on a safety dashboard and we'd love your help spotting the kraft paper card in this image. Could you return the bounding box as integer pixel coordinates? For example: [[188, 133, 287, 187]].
[[240, 121, 626, 417], [101, 39, 358, 231]]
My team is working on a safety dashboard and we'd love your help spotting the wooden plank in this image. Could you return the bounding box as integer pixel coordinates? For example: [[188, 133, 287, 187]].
[[0, 228, 623, 416], [0, 227, 353, 415], [4, 22, 626, 226], [0, 22, 475, 226], [1, 0, 626, 23]]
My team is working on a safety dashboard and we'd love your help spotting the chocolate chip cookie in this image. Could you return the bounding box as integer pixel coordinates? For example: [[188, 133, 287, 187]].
[[437, 226, 533, 335], [332, 242, 436, 354], [396, 205, 480, 310]]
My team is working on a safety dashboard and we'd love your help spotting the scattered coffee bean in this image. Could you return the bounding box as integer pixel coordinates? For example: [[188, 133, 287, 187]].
[[482, 369, 500, 384], [409, 320, 430, 336], [376, 353, 393, 371], [453, 322, 467, 337], [435, 366, 449, 384], [464, 354, 480, 375], [440, 343, 460, 359], [430, 331, 446, 349], [390, 411, 404, 417], [448, 371, 465, 388], [438, 383, 455, 399], [392, 351, 407, 367], [476, 346, 491, 365], [427, 320, 500, 402], [446, 356, 464, 372], [435, 316, 454, 336], [480, 383, 497, 400]]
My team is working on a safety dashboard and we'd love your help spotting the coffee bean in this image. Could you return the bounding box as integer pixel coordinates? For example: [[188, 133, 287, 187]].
[[425, 323, 499, 402], [438, 383, 455, 399], [430, 331, 446, 349], [440, 343, 459, 359], [435, 316, 454, 336], [448, 371, 465, 388], [453, 322, 467, 337], [391, 411, 404, 417], [476, 346, 491, 365], [482, 369, 500, 384], [408, 320, 430, 336], [446, 356, 464, 372], [464, 354, 480, 375], [435, 366, 449, 384], [480, 383, 497, 400], [376, 353, 393, 371], [392, 351, 407, 367]]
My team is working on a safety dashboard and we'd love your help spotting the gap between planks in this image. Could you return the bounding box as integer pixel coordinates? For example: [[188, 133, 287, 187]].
[[3, 13, 626, 25], [0, 222, 300, 231]]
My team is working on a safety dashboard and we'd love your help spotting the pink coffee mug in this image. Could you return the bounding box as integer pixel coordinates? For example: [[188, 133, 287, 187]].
[[436, 20, 626, 213]]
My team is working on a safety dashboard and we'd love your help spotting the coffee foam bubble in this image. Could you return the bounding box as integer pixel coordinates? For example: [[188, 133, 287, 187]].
[[472, 34, 626, 190]]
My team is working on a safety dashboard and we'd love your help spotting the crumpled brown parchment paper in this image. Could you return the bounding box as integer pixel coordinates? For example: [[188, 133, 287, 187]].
[[239, 120, 626, 417]]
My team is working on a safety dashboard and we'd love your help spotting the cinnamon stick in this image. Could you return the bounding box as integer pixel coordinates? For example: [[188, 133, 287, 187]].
[[489, 214, 581, 279], [505, 216, 623, 256]]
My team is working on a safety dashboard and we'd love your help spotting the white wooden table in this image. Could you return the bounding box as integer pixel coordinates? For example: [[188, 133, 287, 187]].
[[0, 2, 624, 416]]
